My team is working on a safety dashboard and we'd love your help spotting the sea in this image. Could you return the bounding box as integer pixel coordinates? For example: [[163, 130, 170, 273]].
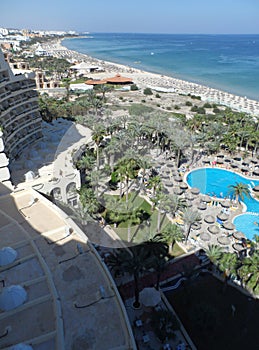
[[62, 33, 259, 101]]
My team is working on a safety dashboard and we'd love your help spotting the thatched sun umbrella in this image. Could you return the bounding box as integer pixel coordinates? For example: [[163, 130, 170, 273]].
[[191, 187, 200, 195], [223, 222, 235, 230], [208, 225, 220, 235], [204, 215, 215, 224], [185, 192, 195, 201], [202, 158, 211, 164], [218, 235, 231, 245], [217, 212, 228, 221], [201, 195, 212, 203], [231, 163, 239, 168], [191, 222, 201, 230], [198, 202, 207, 210], [221, 200, 231, 208], [217, 158, 224, 164], [233, 243, 244, 252], [224, 158, 231, 163], [253, 168, 259, 176], [253, 185, 259, 192], [200, 232, 211, 241], [180, 182, 188, 190], [174, 175, 183, 182], [217, 154, 225, 158], [173, 187, 184, 195], [233, 231, 246, 240]]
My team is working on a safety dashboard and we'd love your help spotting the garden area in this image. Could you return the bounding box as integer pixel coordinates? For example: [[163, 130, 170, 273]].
[[164, 273, 259, 350]]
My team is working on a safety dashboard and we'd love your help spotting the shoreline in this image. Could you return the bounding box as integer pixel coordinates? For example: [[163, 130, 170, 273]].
[[42, 38, 259, 117]]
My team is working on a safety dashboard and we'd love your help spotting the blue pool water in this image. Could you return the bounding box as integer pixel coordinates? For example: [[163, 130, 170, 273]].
[[186, 168, 259, 240]]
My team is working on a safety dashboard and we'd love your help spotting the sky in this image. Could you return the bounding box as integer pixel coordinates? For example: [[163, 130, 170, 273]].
[[1, 0, 259, 34]]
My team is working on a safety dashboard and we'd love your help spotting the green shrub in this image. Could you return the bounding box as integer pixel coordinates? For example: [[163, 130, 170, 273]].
[[174, 105, 180, 110], [157, 104, 161, 107], [143, 87, 153, 95], [156, 93, 161, 98], [213, 107, 221, 113], [185, 101, 192, 106], [166, 106, 172, 110], [203, 102, 212, 108], [141, 99, 146, 103], [130, 84, 139, 91]]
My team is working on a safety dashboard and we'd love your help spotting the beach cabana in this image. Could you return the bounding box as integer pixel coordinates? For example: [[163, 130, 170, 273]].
[[106, 74, 133, 85]]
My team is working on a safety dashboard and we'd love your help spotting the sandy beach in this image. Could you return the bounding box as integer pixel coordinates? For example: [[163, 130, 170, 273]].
[[41, 39, 259, 117]]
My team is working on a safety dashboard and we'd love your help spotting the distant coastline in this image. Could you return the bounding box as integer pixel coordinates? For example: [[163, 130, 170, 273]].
[[62, 33, 259, 102], [41, 37, 259, 117]]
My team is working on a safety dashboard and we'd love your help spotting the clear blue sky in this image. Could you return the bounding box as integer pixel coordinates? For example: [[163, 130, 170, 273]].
[[1, 0, 259, 34]]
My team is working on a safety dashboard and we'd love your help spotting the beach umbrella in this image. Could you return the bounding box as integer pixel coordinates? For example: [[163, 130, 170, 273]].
[[180, 182, 188, 190], [166, 163, 175, 168], [190, 187, 200, 195], [174, 175, 182, 182], [164, 180, 173, 187], [204, 215, 215, 224], [202, 158, 211, 164], [10, 344, 33, 350], [253, 168, 259, 176], [224, 158, 231, 163], [233, 156, 242, 161], [217, 159, 224, 164], [223, 222, 235, 230], [185, 192, 195, 201], [200, 232, 211, 241], [208, 225, 220, 235], [241, 166, 249, 172], [0, 285, 27, 311], [173, 187, 184, 195], [233, 243, 244, 252], [217, 154, 225, 158], [221, 200, 231, 208], [231, 163, 239, 168], [198, 202, 207, 210], [233, 231, 246, 240], [139, 287, 161, 307], [242, 160, 249, 166], [253, 185, 259, 192], [217, 212, 228, 221], [250, 158, 258, 164], [191, 222, 201, 230], [0, 247, 17, 266], [201, 195, 212, 203], [217, 236, 231, 245]]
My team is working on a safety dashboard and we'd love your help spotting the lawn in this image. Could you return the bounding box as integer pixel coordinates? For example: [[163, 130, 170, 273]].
[[164, 273, 259, 350], [102, 192, 171, 243]]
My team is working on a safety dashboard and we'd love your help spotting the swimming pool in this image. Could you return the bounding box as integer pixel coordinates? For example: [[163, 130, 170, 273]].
[[186, 168, 259, 240]]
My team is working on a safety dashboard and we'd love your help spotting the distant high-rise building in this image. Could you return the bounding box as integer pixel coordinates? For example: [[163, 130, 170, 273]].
[[0, 48, 42, 183]]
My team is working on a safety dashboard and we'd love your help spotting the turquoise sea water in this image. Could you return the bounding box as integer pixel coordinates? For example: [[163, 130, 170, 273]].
[[62, 33, 259, 101], [186, 168, 259, 240]]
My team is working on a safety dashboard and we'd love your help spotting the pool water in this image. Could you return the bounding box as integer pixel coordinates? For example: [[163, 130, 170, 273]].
[[186, 168, 259, 240]]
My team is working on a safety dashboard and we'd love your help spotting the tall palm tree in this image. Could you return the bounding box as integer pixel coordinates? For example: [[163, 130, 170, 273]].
[[115, 157, 139, 205], [181, 209, 201, 244], [169, 194, 187, 218], [228, 182, 251, 203], [218, 252, 238, 290], [142, 237, 171, 289], [78, 186, 100, 218], [238, 251, 259, 295], [92, 124, 105, 170], [158, 224, 184, 254], [205, 244, 224, 270], [107, 245, 148, 308]]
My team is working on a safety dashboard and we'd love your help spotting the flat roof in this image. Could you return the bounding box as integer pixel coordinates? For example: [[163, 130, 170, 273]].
[[0, 185, 136, 349]]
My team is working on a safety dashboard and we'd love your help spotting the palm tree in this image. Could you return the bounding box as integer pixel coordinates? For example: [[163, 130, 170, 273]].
[[78, 186, 100, 218], [238, 251, 259, 295], [107, 245, 148, 308], [181, 209, 201, 244], [115, 157, 139, 205], [153, 192, 172, 233], [169, 194, 187, 218], [147, 175, 162, 197], [205, 244, 224, 271], [92, 124, 105, 170], [158, 223, 184, 254], [218, 252, 238, 291], [228, 182, 251, 203]]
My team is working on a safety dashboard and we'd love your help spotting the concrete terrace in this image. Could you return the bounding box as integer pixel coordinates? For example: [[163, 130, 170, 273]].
[[0, 184, 136, 350]]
